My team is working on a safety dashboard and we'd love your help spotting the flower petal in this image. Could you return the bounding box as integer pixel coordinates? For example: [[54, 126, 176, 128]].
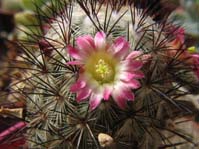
[[132, 71, 145, 79], [70, 80, 86, 92], [120, 60, 143, 72], [94, 31, 106, 50], [112, 88, 135, 108], [77, 88, 91, 102], [89, 93, 102, 110], [84, 35, 95, 49], [129, 61, 143, 70], [76, 36, 94, 54], [119, 72, 135, 82], [126, 51, 142, 59], [103, 86, 113, 100], [124, 71, 145, 79], [122, 90, 135, 101], [112, 93, 126, 109], [111, 37, 129, 59], [67, 45, 81, 60], [192, 54, 199, 60], [66, 61, 83, 65], [127, 79, 141, 89]]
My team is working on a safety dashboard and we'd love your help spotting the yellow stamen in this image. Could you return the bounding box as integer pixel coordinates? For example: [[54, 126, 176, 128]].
[[85, 52, 116, 84], [188, 46, 197, 53], [95, 59, 111, 79]]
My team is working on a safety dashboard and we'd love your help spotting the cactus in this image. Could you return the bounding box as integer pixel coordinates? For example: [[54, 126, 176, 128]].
[[7, 0, 199, 148]]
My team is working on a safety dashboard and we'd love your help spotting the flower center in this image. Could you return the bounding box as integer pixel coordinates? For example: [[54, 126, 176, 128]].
[[85, 52, 116, 84], [95, 59, 113, 82]]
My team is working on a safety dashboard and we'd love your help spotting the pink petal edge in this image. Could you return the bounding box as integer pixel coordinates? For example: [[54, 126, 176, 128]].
[[70, 80, 86, 92], [126, 51, 142, 59], [0, 122, 26, 141], [112, 89, 135, 109], [128, 60, 143, 70], [127, 79, 141, 89], [68, 45, 81, 60], [77, 36, 94, 51], [83, 35, 95, 49], [120, 72, 135, 82], [89, 93, 102, 110], [112, 93, 126, 109], [122, 90, 135, 101], [66, 61, 83, 65], [77, 88, 91, 102], [94, 31, 106, 50], [112, 37, 130, 59], [103, 87, 112, 100], [124, 71, 145, 79]]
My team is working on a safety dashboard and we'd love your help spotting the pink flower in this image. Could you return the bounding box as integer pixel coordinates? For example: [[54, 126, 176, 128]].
[[67, 31, 144, 110]]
